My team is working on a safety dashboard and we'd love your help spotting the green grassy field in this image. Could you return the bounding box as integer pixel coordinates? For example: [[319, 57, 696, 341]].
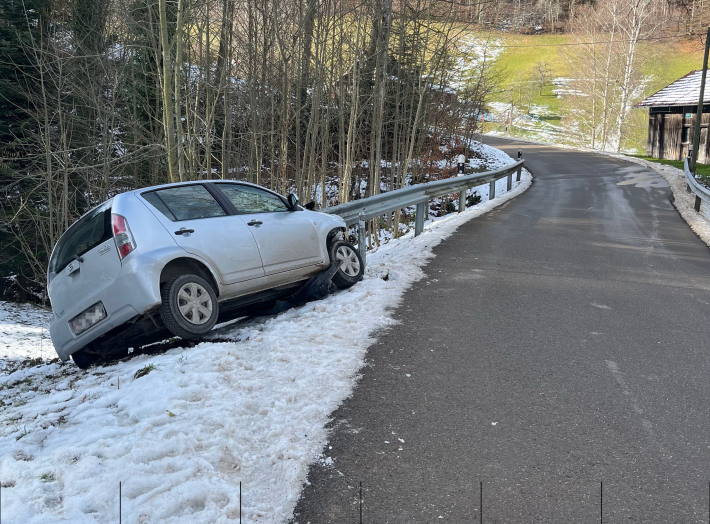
[[630, 155, 710, 177], [474, 31, 705, 152]]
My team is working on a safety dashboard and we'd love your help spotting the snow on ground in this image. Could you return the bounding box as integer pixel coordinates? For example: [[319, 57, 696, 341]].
[[450, 37, 502, 90], [485, 102, 584, 147], [0, 302, 54, 366], [0, 145, 532, 524]]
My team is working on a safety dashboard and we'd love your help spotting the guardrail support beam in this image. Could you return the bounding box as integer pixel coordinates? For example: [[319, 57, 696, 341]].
[[459, 191, 466, 213], [695, 195, 702, 212], [489, 180, 496, 200], [415, 201, 427, 236], [357, 214, 367, 264], [507, 174, 513, 192]]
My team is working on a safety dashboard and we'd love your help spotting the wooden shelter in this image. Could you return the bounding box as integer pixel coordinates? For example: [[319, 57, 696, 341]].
[[638, 70, 710, 163]]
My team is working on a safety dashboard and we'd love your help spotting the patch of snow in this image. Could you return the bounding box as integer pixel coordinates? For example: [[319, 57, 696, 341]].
[[0, 143, 531, 523], [552, 88, 588, 97], [0, 301, 54, 366], [451, 37, 502, 90]]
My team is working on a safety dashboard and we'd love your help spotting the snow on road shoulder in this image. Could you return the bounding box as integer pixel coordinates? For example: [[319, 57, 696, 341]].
[[0, 144, 531, 524]]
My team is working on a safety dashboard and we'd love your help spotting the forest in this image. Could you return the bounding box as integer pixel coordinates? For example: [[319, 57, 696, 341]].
[[0, 0, 708, 299]]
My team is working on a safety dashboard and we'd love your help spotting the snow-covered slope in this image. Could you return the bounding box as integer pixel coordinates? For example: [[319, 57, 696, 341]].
[[0, 301, 54, 367], [0, 143, 531, 523]]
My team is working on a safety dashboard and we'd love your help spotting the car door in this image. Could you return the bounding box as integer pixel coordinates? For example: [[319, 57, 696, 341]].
[[141, 184, 265, 284], [212, 183, 324, 275]]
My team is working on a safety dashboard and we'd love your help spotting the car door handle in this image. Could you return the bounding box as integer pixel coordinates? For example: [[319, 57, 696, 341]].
[[174, 228, 194, 235], [247, 220, 262, 226]]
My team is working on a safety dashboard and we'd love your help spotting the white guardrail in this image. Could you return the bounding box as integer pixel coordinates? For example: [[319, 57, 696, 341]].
[[684, 157, 710, 213], [323, 153, 525, 263]]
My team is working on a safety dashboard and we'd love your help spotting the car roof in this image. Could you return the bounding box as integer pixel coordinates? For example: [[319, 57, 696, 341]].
[[125, 178, 270, 196]]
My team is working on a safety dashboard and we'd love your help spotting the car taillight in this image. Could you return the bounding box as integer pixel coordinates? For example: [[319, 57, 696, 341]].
[[112, 213, 136, 259]]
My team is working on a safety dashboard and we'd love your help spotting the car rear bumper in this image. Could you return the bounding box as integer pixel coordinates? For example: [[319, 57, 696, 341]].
[[50, 264, 162, 361], [51, 304, 143, 360]]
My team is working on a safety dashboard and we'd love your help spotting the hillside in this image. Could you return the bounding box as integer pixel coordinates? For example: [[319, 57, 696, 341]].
[[474, 31, 706, 153]]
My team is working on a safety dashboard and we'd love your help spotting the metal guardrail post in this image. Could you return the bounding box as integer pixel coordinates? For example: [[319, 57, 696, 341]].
[[414, 201, 427, 236], [459, 190, 466, 213], [695, 195, 702, 212], [357, 213, 367, 264], [516, 151, 523, 181], [506, 173, 512, 191], [489, 179, 496, 200]]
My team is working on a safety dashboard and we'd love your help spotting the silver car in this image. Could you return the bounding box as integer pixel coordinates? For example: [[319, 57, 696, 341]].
[[47, 180, 363, 368]]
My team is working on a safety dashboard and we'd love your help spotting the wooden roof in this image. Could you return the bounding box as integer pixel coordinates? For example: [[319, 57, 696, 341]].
[[638, 70, 710, 107]]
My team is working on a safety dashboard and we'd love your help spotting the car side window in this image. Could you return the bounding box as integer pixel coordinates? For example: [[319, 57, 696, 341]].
[[143, 185, 226, 221], [217, 184, 289, 214]]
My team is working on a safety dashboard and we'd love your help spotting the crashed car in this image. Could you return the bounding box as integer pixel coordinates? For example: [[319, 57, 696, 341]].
[[47, 180, 363, 368]]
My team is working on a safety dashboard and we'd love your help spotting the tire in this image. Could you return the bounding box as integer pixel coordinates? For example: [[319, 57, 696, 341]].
[[160, 273, 219, 339], [71, 348, 99, 369], [330, 240, 364, 289]]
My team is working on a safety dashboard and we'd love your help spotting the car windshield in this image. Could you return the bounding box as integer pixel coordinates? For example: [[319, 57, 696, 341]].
[[49, 201, 113, 276]]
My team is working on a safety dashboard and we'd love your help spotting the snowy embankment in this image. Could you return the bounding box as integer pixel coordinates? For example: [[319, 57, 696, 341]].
[[0, 303, 54, 367], [0, 143, 531, 524]]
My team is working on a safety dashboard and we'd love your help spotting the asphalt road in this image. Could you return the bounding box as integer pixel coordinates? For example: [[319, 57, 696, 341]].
[[293, 137, 710, 522]]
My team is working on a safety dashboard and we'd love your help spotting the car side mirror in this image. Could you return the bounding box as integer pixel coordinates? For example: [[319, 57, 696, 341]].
[[287, 193, 299, 211]]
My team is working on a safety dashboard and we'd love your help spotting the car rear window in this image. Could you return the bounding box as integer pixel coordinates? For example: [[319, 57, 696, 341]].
[[143, 185, 226, 221], [49, 201, 113, 275]]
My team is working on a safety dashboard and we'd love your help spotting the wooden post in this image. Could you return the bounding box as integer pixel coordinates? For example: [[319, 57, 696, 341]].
[[415, 201, 427, 236], [690, 27, 710, 172]]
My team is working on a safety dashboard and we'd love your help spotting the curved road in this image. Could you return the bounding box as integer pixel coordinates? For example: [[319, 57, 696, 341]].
[[294, 137, 710, 522]]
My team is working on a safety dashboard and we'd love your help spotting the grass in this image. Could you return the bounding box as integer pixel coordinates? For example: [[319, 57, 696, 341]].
[[630, 155, 710, 177], [471, 30, 705, 152], [133, 363, 156, 380], [639, 39, 705, 96], [482, 31, 573, 114]]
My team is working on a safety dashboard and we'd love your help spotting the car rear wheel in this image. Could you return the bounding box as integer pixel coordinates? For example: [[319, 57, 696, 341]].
[[160, 273, 219, 339], [330, 241, 364, 289], [71, 348, 99, 369]]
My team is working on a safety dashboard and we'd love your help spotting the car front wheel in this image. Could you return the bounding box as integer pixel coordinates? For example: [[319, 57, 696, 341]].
[[160, 273, 219, 339], [330, 241, 364, 289]]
